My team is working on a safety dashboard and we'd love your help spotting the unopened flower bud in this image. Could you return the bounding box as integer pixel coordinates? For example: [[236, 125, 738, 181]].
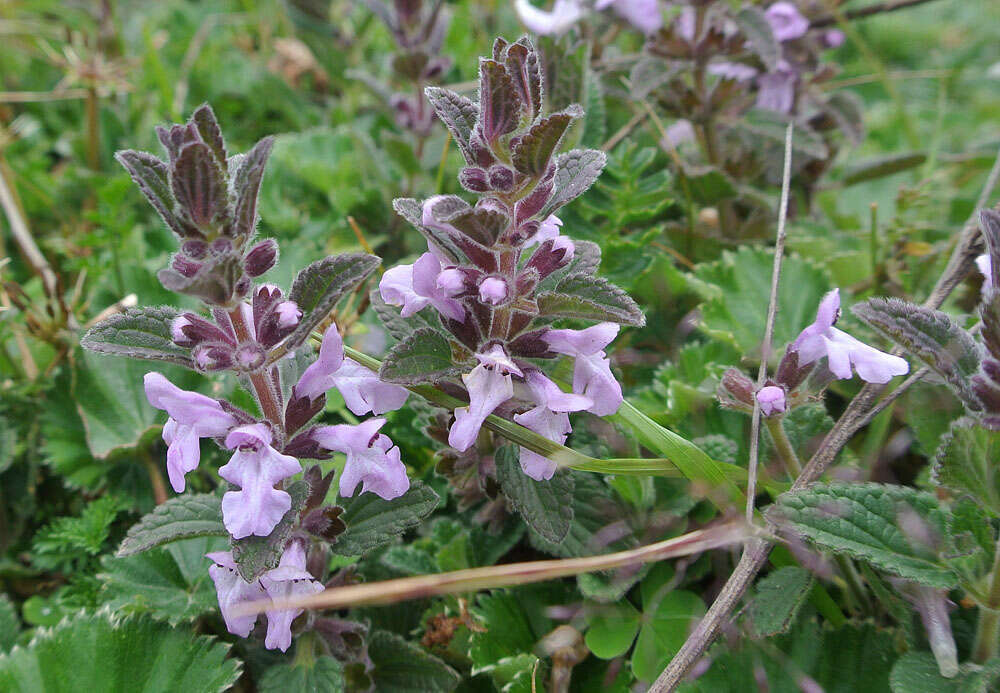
[[210, 238, 233, 255], [275, 301, 300, 329], [172, 255, 202, 278], [776, 346, 814, 391], [244, 239, 278, 277], [436, 268, 466, 296], [459, 167, 490, 192], [719, 368, 755, 408], [182, 240, 209, 259], [488, 165, 515, 192], [478, 277, 508, 305], [193, 342, 235, 371], [234, 276, 251, 299], [171, 315, 193, 345], [756, 385, 786, 416]]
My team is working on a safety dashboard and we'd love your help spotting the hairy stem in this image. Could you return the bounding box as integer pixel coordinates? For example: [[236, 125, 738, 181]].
[[229, 307, 284, 430], [972, 534, 1000, 663]]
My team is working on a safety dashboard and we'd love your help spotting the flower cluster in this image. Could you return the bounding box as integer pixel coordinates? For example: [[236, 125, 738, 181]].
[[721, 288, 909, 418], [88, 106, 412, 652], [516, 0, 663, 36], [375, 37, 645, 480]]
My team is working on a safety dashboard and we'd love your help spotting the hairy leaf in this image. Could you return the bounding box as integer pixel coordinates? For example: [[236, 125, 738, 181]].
[[369, 290, 444, 341], [287, 253, 381, 347], [749, 566, 813, 637], [537, 273, 645, 326], [392, 198, 464, 264], [495, 445, 574, 543], [770, 483, 957, 588], [545, 149, 607, 214], [231, 136, 274, 238], [511, 109, 579, 177], [258, 657, 345, 693], [379, 328, 459, 385], [81, 306, 193, 368], [853, 298, 981, 409], [478, 59, 521, 143], [368, 630, 460, 692], [117, 494, 226, 557], [933, 419, 1000, 515], [425, 87, 478, 162], [231, 480, 309, 581], [890, 652, 1000, 693], [332, 481, 440, 556], [170, 141, 228, 230], [115, 150, 187, 238], [735, 6, 780, 70], [0, 608, 241, 693]]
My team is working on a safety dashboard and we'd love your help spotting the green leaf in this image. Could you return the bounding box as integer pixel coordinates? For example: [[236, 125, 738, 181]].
[[690, 247, 831, 357], [770, 483, 957, 588], [749, 566, 813, 637], [537, 273, 645, 326], [494, 445, 574, 543], [0, 608, 241, 693], [853, 298, 981, 409], [81, 306, 194, 368], [370, 290, 445, 342], [890, 652, 1000, 693], [117, 494, 226, 556], [933, 419, 1000, 516], [100, 537, 225, 626], [368, 630, 460, 692], [632, 591, 706, 682], [425, 88, 478, 161], [258, 656, 345, 693], [511, 109, 578, 177], [379, 329, 459, 385], [680, 165, 738, 205], [232, 480, 309, 581], [738, 109, 829, 160], [33, 496, 129, 570], [470, 590, 551, 672], [0, 595, 20, 653], [584, 602, 640, 659], [734, 6, 779, 70], [287, 253, 381, 347], [545, 149, 607, 214], [332, 481, 440, 556], [842, 152, 927, 186]]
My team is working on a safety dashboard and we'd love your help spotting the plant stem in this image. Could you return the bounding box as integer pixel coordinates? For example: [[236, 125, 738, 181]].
[[763, 416, 802, 478], [973, 534, 1000, 663], [812, 0, 943, 28], [141, 447, 169, 505], [833, 554, 873, 616], [228, 307, 284, 430]]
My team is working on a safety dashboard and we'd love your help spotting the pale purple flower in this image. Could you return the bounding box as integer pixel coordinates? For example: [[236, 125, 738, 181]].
[[513, 407, 571, 480], [219, 424, 302, 539], [765, 2, 809, 41], [379, 252, 465, 322], [823, 29, 846, 48], [295, 325, 409, 415], [977, 254, 992, 293], [756, 385, 786, 416], [478, 277, 508, 305], [449, 345, 522, 452], [313, 418, 409, 500], [274, 301, 301, 329], [596, 0, 663, 34], [525, 215, 575, 260], [171, 315, 192, 343], [515, 0, 586, 35], [524, 369, 593, 413], [206, 550, 265, 638], [756, 61, 797, 113], [144, 372, 238, 492], [793, 289, 909, 384], [436, 268, 466, 296], [259, 540, 324, 652], [708, 62, 759, 82], [542, 323, 624, 415], [663, 119, 696, 147], [207, 542, 323, 652], [676, 5, 695, 41]]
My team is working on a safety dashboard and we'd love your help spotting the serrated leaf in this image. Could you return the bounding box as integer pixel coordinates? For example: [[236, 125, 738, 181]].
[[81, 306, 194, 368], [170, 141, 228, 229], [511, 109, 578, 177], [370, 289, 444, 341], [287, 253, 381, 347], [117, 494, 226, 557], [115, 150, 187, 238], [545, 149, 607, 214], [478, 59, 521, 143], [470, 589, 552, 672], [933, 419, 1000, 516], [584, 601, 639, 659], [0, 608, 241, 693], [191, 104, 226, 164], [392, 198, 463, 263], [631, 590, 705, 682], [494, 445, 573, 543], [368, 630, 460, 692], [231, 136, 274, 237], [890, 652, 1000, 693], [332, 481, 440, 556], [232, 480, 309, 581], [425, 87, 478, 162], [537, 272, 645, 326], [749, 566, 813, 637], [258, 656, 345, 693], [157, 252, 242, 305], [379, 328, 458, 385], [734, 6, 780, 70], [691, 247, 831, 357], [100, 537, 226, 626], [770, 483, 957, 588], [853, 298, 981, 409]]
